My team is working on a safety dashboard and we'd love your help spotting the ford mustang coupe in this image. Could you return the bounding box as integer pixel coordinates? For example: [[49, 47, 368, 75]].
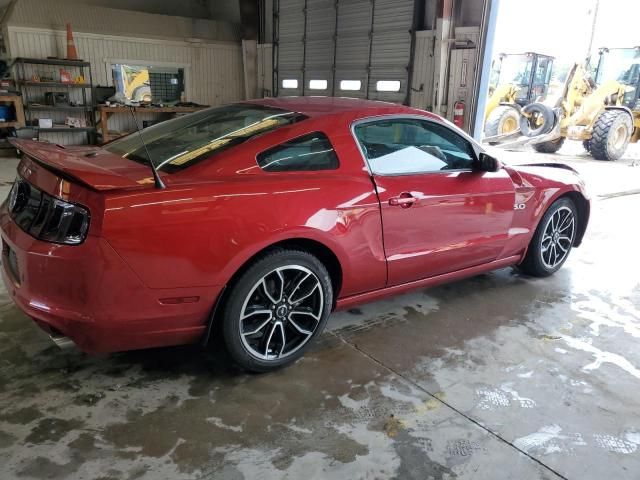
[[1, 97, 589, 372]]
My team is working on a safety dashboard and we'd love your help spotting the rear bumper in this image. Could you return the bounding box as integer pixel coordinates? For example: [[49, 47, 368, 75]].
[[0, 205, 220, 353]]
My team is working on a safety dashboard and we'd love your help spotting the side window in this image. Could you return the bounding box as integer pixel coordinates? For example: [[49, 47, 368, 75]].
[[257, 132, 339, 172], [354, 119, 476, 175], [534, 58, 550, 84]]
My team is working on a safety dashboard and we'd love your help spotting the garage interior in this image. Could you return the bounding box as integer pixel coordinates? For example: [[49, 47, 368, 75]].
[[0, 0, 639, 479]]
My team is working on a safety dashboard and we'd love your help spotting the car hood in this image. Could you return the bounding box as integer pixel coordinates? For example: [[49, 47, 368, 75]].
[[508, 161, 579, 174]]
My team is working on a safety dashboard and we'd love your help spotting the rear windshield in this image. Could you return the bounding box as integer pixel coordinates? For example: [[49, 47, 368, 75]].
[[104, 104, 306, 173]]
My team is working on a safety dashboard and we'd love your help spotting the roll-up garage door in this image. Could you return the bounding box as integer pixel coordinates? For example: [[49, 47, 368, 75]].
[[275, 0, 306, 96], [273, 0, 415, 104], [334, 0, 371, 99], [306, 0, 337, 95]]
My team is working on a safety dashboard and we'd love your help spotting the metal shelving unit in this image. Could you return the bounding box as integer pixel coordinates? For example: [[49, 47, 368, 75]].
[[14, 57, 96, 144]]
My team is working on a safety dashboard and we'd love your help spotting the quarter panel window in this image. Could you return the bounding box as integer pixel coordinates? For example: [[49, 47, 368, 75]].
[[354, 119, 476, 175], [257, 132, 339, 172]]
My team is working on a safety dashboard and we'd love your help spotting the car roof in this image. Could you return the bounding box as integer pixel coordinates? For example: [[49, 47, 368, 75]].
[[246, 96, 424, 119]]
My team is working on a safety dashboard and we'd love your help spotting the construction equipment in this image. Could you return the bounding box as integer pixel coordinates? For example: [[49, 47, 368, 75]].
[[112, 64, 151, 103], [484, 52, 554, 138], [580, 47, 640, 159], [491, 46, 640, 161]]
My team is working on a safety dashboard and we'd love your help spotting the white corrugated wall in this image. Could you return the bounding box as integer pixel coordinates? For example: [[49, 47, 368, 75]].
[[7, 26, 245, 144]]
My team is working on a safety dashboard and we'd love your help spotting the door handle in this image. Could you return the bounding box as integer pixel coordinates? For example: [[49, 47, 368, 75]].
[[389, 194, 417, 208]]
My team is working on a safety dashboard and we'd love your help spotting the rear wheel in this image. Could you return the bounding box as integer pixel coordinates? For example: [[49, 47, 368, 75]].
[[485, 106, 520, 140], [221, 249, 333, 372], [588, 110, 633, 161], [533, 137, 565, 154], [518, 197, 577, 277]]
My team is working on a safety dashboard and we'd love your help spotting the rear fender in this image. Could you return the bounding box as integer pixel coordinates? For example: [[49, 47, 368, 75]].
[[499, 102, 522, 114], [604, 106, 633, 118], [216, 227, 351, 293]]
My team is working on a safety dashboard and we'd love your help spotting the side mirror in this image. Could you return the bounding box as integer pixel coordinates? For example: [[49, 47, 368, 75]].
[[477, 152, 501, 172]]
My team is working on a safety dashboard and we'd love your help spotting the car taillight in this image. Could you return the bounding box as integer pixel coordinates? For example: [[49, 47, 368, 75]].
[[7, 177, 90, 245]]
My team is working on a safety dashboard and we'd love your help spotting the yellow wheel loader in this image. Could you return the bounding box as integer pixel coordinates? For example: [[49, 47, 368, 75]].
[[484, 52, 554, 139], [580, 47, 639, 160], [515, 46, 640, 159], [113, 64, 152, 103]]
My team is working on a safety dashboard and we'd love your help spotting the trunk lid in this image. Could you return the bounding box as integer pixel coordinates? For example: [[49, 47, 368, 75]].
[[10, 139, 158, 191]]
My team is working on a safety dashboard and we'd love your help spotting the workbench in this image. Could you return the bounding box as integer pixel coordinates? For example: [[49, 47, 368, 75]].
[[96, 105, 206, 143]]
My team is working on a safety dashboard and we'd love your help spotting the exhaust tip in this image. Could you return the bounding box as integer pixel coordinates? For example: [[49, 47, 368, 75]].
[[49, 332, 75, 350]]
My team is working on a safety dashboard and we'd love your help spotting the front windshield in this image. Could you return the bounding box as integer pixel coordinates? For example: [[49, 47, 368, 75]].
[[595, 48, 640, 86], [105, 104, 306, 173], [498, 55, 533, 86]]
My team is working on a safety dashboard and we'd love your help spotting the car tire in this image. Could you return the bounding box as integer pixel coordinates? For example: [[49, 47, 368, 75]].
[[519, 102, 555, 137], [533, 137, 565, 154], [221, 249, 333, 372], [518, 197, 578, 277]]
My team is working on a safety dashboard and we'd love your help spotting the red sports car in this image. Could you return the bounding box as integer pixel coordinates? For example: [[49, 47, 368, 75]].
[[2, 97, 589, 371]]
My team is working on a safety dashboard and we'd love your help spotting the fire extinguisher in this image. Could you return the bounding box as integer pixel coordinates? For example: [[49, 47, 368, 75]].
[[453, 100, 465, 129]]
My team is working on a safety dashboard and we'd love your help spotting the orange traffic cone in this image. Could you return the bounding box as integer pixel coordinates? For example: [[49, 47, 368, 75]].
[[66, 23, 78, 60]]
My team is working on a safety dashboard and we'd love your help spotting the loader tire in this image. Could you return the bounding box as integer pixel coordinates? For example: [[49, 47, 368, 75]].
[[519, 102, 555, 137], [484, 106, 520, 141], [533, 137, 565, 154], [588, 110, 633, 161], [583, 140, 591, 153]]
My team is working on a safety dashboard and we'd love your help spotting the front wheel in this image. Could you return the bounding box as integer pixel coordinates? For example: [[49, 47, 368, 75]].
[[484, 105, 520, 139], [221, 249, 333, 372], [518, 198, 578, 277], [588, 110, 633, 161]]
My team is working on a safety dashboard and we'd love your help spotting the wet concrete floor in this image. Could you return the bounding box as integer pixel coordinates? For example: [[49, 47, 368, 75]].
[[1, 145, 640, 479]]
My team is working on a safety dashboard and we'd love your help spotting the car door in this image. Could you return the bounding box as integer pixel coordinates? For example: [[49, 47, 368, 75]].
[[353, 116, 515, 286]]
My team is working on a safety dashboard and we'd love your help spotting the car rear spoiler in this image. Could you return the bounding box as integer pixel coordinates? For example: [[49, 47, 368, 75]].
[[10, 139, 148, 191]]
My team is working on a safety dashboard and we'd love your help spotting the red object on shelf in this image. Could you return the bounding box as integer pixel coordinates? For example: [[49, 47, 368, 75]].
[[59, 69, 72, 83]]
